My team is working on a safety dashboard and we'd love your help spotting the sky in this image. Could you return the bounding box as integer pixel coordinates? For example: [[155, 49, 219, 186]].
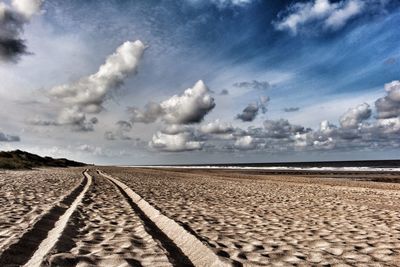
[[0, 0, 400, 165]]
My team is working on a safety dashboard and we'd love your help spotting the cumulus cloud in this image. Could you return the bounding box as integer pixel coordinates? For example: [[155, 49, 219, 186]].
[[236, 96, 269, 122], [127, 102, 163, 124], [200, 119, 233, 134], [233, 80, 271, 91], [234, 135, 256, 150], [284, 107, 300, 112], [143, 80, 400, 153], [274, 0, 366, 34], [47, 40, 146, 131], [339, 103, 371, 129], [0, 0, 43, 62], [264, 119, 308, 139], [149, 131, 203, 152], [375, 80, 400, 119], [0, 130, 20, 142], [104, 120, 132, 140], [129, 80, 215, 125]]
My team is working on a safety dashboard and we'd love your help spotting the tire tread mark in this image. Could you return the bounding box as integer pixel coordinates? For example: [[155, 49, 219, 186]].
[[98, 171, 194, 267], [0, 170, 88, 267]]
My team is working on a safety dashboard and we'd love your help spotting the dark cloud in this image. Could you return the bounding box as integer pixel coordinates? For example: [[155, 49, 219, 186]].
[[263, 119, 309, 139], [283, 107, 300, 112], [29, 118, 59, 126], [236, 96, 269, 122], [219, 89, 229, 95], [0, 131, 20, 142], [233, 80, 271, 91], [236, 103, 259, 122], [0, 1, 43, 62]]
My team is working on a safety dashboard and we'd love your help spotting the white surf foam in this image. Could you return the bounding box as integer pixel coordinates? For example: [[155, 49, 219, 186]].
[[122, 165, 400, 172]]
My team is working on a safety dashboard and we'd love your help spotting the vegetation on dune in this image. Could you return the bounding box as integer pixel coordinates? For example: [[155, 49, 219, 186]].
[[0, 150, 86, 169]]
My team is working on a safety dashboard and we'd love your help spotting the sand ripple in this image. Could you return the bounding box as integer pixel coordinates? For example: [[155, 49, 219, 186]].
[[44, 172, 172, 267], [104, 167, 400, 266], [0, 168, 83, 252]]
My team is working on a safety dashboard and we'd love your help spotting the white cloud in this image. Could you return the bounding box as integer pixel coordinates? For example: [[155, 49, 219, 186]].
[[234, 135, 256, 150], [48, 40, 146, 131], [375, 80, 400, 119], [11, 0, 43, 18], [149, 131, 203, 152], [130, 80, 215, 125], [274, 0, 365, 34], [385, 80, 400, 101], [200, 119, 233, 134], [325, 0, 364, 29], [339, 103, 371, 129], [77, 144, 104, 156]]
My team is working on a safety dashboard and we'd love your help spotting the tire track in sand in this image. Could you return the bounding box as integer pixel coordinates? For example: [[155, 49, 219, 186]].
[[44, 170, 174, 267], [0, 170, 92, 267], [98, 170, 228, 267]]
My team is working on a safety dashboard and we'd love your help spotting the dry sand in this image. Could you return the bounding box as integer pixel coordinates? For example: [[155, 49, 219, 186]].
[[103, 167, 400, 266], [0, 168, 83, 254], [43, 170, 173, 267], [1, 166, 400, 266]]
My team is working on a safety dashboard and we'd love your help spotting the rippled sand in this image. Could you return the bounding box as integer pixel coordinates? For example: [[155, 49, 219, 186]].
[[44, 171, 172, 267], [0, 168, 83, 253], [104, 167, 400, 266]]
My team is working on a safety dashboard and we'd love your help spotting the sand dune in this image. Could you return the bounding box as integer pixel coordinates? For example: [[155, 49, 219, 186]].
[[104, 167, 400, 266]]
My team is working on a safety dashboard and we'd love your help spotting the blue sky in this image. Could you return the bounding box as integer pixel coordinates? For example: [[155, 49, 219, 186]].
[[0, 0, 400, 164]]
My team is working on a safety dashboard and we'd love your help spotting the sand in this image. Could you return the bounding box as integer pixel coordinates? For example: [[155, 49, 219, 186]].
[[103, 167, 400, 266], [1, 166, 400, 266], [0, 168, 83, 254], [43, 170, 173, 267]]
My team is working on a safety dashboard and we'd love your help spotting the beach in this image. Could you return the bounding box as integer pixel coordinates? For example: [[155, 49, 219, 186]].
[[0, 166, 399, 266]]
